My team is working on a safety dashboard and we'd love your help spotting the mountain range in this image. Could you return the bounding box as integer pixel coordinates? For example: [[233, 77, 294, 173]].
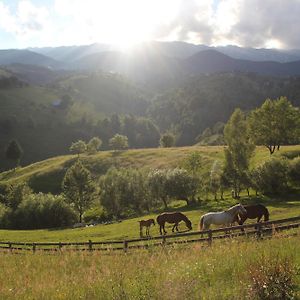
[[1, 41, 300, 89]]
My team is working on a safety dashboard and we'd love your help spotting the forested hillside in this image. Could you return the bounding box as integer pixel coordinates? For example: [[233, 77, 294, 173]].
[[148, 73, 300, 145]]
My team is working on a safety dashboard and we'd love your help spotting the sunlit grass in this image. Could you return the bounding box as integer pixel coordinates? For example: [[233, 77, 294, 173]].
[[0, 232, 299, 299]]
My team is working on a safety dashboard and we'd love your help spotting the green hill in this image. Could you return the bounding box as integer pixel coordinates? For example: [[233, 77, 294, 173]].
[[1, 145, 299, 195]]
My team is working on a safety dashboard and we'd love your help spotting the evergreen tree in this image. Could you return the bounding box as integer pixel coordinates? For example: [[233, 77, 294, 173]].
[[62, 161, 97, 222], [5, 139, 23, 169]]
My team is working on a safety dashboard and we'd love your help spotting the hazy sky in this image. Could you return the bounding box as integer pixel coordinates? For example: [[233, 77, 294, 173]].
[[0, 0, 300, 49]]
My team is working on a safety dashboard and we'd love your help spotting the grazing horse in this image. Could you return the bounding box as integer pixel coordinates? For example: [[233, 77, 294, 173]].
[[138, 219, 155, 237], [156, 212, 192, 235], [234, 204, 269, 231], [199, 203, 247, 231]]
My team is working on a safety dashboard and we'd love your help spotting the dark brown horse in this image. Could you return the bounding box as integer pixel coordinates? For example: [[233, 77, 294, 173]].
[[234, 204, 269, 230], [156, 212, 192, 235], [138, 219, 155, 237]]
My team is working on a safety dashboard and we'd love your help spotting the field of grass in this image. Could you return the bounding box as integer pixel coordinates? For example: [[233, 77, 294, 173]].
[[0, 194, 299, 243], [0, 232, 299, 299]]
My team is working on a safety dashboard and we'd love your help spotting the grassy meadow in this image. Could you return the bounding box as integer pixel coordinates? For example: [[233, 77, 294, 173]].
[[0, 146, 300, 299], [0, 232, 299, 299]]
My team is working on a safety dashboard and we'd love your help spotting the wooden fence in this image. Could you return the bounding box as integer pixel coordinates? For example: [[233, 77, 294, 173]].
[[0, 216, 300, 253]]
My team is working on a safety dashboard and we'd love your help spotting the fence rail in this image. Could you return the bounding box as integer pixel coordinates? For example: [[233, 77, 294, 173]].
[[1, 216, 300, 253]]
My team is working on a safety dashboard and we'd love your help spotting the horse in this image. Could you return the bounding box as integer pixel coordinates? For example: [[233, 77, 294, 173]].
[[156, 212, 192, 235], [138, 219, 155, 237], [199, 203, 247, 231], [233, 204, 269, 231]]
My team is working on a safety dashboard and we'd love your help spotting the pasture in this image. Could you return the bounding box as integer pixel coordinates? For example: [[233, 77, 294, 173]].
[[0, 196, 299, 243], [0, 231, 299, 299]]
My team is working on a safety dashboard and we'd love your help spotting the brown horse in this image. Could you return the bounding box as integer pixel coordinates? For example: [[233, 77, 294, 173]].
[[138, 219, 155, 237], [156, 212, 192, 235], [234, 204, 269, 231]]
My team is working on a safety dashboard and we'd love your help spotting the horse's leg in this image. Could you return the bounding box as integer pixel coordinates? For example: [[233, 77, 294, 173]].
[[163, 222, 167, 234], [159, 224, 162, 235], [172, 224, 176, 232], [257, 214, 262, 223]]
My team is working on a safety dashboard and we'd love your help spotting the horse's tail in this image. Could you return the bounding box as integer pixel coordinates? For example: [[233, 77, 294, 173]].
[[199, 216, 204, 231], [264, 208, 269, 222]]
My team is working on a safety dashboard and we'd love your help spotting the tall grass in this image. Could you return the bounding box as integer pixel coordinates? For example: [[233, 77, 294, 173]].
[[0, 233, 299, 299]]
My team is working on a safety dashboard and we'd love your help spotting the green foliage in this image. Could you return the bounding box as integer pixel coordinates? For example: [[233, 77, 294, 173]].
[[251, 158, 289, 195], [288, 157, 300, 182], [5, 182, 32, 210], [182, 151, 203, 176], [159, 132, 175, 147], [12, 193, 76, 229], [223, 109, 255, 197], [248, 97, 300, 154], [87, 137, 102, 154], [99, 168, 149, 218], [165, 168, 198, 205], [62, 161, 97, 222], [69, 140, 87, 157], [147, 169, 169, 209], [109, 134, 129, 151], [5, 139, 23, 168]]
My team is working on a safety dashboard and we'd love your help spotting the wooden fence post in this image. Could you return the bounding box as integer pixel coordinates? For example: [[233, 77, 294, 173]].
[[256, 223, 262, 240], [88, 240, 93, 252], [59, 242, 62, 251], [208, 230, 212, 246], [123, 240, 128, 253], [8, 242, 12, 253], [32, 243, 36, 253]]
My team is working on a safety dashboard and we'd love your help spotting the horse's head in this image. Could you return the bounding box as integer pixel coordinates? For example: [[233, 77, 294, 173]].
[[237, 203, 247, 215], [151, 219, 155, 226]]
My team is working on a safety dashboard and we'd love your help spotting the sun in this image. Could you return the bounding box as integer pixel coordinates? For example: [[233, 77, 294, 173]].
[[86, 0, 180, 49]]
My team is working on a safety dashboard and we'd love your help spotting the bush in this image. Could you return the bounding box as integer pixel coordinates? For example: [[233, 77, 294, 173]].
[[0, 203, 12, 228], [12, 193, 77, 229], [251, 158, 289, 195], [288, 157, 300, 183], [247, 255, 296, 300]]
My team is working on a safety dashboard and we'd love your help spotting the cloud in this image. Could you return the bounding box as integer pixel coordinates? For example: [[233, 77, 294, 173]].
[[1, 0, 300, 49], [0, 1, 49, 40]]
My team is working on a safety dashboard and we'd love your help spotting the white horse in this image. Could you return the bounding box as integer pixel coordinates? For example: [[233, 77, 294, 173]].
[[199, 204, 247, 231]]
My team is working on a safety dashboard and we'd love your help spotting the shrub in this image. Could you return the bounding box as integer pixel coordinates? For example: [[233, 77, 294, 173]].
[[251, 158, 289, 195], [288, 157, 300, 183], [12, 193, 76, 229], [247, 255, 296, 300]]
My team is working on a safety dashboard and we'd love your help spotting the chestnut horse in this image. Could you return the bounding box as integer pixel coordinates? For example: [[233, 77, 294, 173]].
[[156, 212, 192, 235], [138, 219, 155, 237], [234, 204, 269, 231]]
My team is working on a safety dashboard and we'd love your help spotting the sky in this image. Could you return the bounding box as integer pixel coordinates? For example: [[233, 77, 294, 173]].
[[0, 0, 300, 50]]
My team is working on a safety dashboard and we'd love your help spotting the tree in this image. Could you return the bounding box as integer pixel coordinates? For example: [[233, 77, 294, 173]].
[[251, 158, 289, 195], [5, 139, 23, 169], [248, 97, 300, 154], [69, 140, 87, 157], [159, 132, 175, 147], [209, 160, 222, 200], [166, 168, 198, 205], [109, 134, 129, 151], [147, 169, 169, 209], [62, 161, 97, 222], [223, 109, 255, 198], [182, 151, 203, 176], [87, 137, 102, 154]]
